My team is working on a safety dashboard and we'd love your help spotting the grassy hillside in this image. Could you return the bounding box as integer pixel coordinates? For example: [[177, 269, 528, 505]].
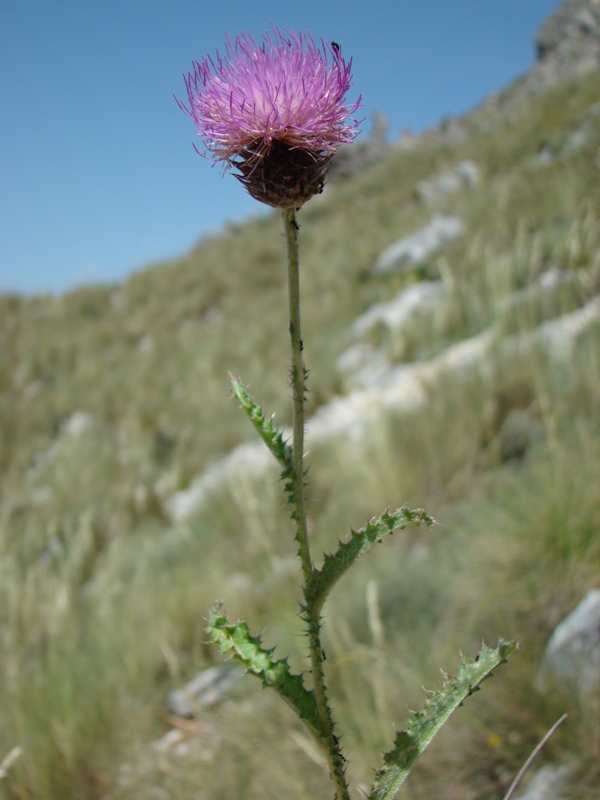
[[1, 69, 599, 799]]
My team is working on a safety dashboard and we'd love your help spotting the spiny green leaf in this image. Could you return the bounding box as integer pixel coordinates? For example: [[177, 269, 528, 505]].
[[368, 641, 517, 800], [230, 375, 294, 474], [306, 507, 434, 613], [207, 603, 326, 740]]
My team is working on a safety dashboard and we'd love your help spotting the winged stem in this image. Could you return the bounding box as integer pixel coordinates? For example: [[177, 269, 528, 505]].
[[283, 206, 351, 800]]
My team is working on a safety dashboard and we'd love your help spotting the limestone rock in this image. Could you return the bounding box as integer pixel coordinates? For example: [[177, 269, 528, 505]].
[[562, 101, 600, 154], [336, 343, 391, 392], [61, 411, 93, 438], [373, 216, 464, 274], [417, 160, 480, 206], [351, 281, 446, 341], [336, 281, 447, 389], [536, 0, 600, 85], [514, 764, 571, 800], [166, 440, 275, 521], [167, 665, 244, 719], [537, 589, 600, 698]]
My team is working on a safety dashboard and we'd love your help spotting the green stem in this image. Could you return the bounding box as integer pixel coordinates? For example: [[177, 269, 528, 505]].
[[283, 206, 312, 585], [283, 207, 350, 800]]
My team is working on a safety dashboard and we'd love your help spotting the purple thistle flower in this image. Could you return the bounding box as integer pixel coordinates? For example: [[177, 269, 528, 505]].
[[177, 25, 362, 208]]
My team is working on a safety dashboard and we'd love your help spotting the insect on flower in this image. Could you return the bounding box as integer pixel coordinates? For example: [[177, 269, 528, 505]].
[[176, 24, 362, 208]]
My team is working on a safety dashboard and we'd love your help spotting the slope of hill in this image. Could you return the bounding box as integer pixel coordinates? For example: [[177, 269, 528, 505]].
[[1, 2, 600, 798]]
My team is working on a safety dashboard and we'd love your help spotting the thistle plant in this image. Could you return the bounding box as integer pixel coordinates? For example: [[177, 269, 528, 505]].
[[178, 25, 515, 800]]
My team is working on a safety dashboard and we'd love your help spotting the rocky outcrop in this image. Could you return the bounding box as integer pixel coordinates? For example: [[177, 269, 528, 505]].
[[392, 0, 600, 150], [330, 2, 600, 182], [535, 0, 600, 85], [471, 1, 600, 116]]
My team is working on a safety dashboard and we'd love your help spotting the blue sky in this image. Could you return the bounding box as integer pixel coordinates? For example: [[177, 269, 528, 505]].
[[0, 0, 562, 295]]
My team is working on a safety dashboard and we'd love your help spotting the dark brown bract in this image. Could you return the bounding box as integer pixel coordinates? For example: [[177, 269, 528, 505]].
[[233, 141, 332, 208]]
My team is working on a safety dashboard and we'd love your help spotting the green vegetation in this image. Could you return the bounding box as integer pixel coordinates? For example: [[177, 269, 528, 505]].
[[1, 71, 599, 798]]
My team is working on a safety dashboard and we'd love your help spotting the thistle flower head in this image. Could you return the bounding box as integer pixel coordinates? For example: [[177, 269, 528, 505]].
[[177, 25, 361, 208]]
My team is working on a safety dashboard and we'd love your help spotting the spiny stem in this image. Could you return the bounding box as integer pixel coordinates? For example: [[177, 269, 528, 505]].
[[283, 207, 350, 800], [283, 206, 312, 585]]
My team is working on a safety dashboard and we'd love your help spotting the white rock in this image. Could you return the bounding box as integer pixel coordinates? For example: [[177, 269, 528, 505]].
[[137, 334, 154, 352], [373, 216, 465, 274], [514, 764, 571, 800], [562, 121, 595, 154], [167, 440, 275, 521], [536, 296, 600, 357], [417, 160, 480, 205], [537, 589, 600, 697], [455, 159, 480, 186], [531, 147, 554, 167], [167, 665, 244, 718], [337, 281, 447, 389], [61, 411, 93, 438], [350, 281, 446, 340], [335, 343, 391, 391]]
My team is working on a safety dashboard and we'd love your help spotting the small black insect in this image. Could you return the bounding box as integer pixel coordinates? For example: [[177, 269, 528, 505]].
[[330, 41, 341, 53]]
